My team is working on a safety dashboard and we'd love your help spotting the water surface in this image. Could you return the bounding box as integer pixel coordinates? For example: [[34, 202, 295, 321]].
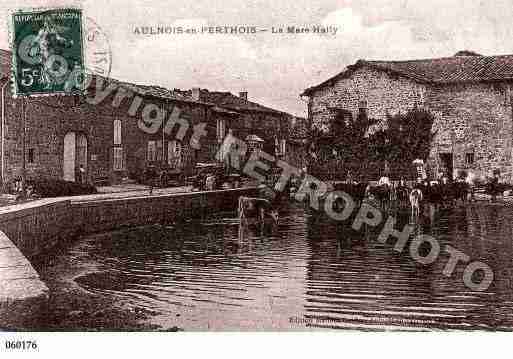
[[35, 203, 513, 331]]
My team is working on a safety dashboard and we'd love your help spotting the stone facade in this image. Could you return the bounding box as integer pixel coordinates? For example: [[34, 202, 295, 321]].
[[0, 78, 214, 187], [303, 59, 513, 181], [307, 66, 425, 133], [426, 82, 513, 180], [0, 48, 292, 189], [175, 89, 292, 162]]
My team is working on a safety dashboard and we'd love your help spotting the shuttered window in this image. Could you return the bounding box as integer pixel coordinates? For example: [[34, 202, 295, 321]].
[[114, 120, 122, 145], [147, 141, 156, 162], [113, 147, 123, 170], [217, 119, 226, 143], [156, 140, 163, 162], [168, 140, 182, 168]]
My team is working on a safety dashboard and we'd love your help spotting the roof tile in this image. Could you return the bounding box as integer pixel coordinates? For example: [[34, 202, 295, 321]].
[[303, 52, 513, 95]]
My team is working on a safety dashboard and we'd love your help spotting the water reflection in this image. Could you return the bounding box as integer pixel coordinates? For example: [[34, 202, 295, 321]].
[[35, 203, 513, 331]]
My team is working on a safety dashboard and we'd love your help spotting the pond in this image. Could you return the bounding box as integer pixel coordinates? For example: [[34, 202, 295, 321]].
[[32, 202, 513, 331]]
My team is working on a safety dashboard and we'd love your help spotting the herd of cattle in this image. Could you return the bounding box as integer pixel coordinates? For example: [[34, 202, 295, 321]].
[[329, 177, 513, 214], [254, 172, 513, 225]]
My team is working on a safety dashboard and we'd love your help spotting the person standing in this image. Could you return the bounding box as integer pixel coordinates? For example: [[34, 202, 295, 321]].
[[78, 164, 86, 184], [465, 171, 476, 202], [489, 172, 500, 203], [205, 173, 216, 191]]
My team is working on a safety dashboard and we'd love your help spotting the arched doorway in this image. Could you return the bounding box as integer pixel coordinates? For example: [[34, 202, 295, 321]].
[[77, 134, 88, 179], [63, 132, 87, 182], [63, 132, 76, 181]]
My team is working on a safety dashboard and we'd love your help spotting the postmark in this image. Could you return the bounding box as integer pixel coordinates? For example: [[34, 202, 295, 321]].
[[10, 7, 85, 97], [84, 17, 112, 80]]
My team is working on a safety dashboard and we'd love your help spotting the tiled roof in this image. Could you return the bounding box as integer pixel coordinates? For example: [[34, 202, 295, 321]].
[[176, 88, 286, 115], [211, 105, 239, 115], [0, 48, 209, 104], [109, 79, 211, 105], [302, 52, 513, 95]]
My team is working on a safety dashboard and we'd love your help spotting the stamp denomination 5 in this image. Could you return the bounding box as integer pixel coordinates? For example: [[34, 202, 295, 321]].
[[11, 8, 85, 97]]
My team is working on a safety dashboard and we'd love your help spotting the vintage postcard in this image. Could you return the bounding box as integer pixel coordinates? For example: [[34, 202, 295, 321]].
[[0, 0, 512, 357]]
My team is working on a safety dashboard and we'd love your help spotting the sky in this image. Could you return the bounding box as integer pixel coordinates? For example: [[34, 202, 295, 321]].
[[2, 0, 513, 116]]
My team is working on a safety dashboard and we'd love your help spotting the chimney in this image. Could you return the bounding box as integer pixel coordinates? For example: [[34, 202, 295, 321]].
[[454, 50, 482, 57], [191, 87, 201, 101], [239, 91, 248, 101]]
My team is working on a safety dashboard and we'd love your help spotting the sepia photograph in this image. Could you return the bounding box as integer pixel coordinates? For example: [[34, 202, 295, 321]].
[[1, 0, 513, 356]]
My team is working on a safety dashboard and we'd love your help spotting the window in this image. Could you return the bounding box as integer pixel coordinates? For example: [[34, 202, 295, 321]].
[[147, 141, 156, 162], [274, 138, 287, 156], [28, 148, 35, 163], [113, 120, 122, 145], [168, 140, 182, 168], [156, 140, 163, 162], [217, 119, 226, 143], [465, 152, 475, 165], [415, 87, 425, 106], [334, 109, 352, 135], [358, 100, 368, 118], [113, 147, 123, 170]]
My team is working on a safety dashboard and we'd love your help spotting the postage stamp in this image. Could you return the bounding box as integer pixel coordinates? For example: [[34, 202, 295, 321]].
[[10, 7, 85, 97]]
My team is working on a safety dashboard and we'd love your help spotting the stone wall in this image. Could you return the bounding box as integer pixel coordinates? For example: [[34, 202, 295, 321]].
[[0, 199, 75, 258], [0, 187, 256, 260], [0, 230, 48, 329], [309, 66, 425, 133], [0, 187, 256, 329], [307, 64, 513, 181], [426, 82, 513, 180], [1, 79, 216, 187], [70, 188, 255, 236]]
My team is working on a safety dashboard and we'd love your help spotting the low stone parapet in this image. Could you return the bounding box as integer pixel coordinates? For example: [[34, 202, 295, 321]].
[[0, 230, 49, 330], [0, 187, 257, 329]]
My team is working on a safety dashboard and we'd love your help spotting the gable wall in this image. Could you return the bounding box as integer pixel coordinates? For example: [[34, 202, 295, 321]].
[[307, 65, 513, 181]]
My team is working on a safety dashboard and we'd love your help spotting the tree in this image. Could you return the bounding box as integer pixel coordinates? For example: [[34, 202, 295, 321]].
[[306, 108, 435, 180], [368, 108, 436, 170]]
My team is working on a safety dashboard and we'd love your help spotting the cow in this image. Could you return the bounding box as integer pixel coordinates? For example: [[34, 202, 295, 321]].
[[409, 188, 423, 223]]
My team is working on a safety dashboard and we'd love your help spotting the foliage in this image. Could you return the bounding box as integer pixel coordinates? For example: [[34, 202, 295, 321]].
[[307, 108, 436, 180], [368, 109, 436, 164]]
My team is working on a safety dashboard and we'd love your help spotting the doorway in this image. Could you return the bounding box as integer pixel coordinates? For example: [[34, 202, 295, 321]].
[[76, 134, 88, 176], [439, 153, 453, 178], [63, 132, 76, 181], [63, 132, 87, 182]]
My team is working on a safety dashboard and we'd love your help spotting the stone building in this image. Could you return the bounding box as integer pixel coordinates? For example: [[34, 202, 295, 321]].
[[0, 49, 215, 187], [301, 51, 513, 181], [286, 117, 309, 170], [174, 88, 292, 162], [0, 49, 292, 188]]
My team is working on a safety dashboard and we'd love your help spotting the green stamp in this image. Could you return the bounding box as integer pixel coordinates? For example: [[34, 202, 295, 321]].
[[11, 8, 85, 97]]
